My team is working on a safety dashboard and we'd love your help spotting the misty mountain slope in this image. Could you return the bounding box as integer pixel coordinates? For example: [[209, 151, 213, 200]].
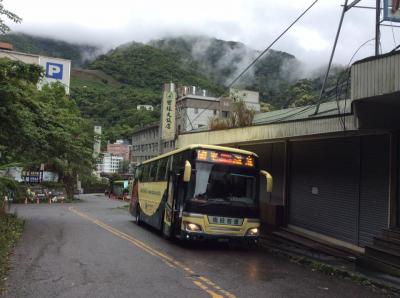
[[0, 32, 99, 66], [149, 36, 303, 107], [88, 42, 224, 95], [1, 32, 347, 141]]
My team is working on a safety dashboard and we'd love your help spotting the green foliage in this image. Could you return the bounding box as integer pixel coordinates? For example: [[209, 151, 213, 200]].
[[2, 33, 349, 143], [89, 42, 223, 95], [70, 77, 161, 142], [0, 58, 94, 199], [0, 0, 21, 34], [285, 79, 318, 107], [0, 58, 45, 163], [0, 213, 24, 289], [81, 175, 108, 193]]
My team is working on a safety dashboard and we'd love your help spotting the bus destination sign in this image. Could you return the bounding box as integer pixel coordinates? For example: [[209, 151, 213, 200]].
[[197, 149, 254, 167]]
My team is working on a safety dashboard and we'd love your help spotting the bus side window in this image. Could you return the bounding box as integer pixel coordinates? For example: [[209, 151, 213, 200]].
[[142, 164, 150, 182], [172, 153, 182, 173], [149, 162, 157, 182], [165, 157, 171, 180], [157, 158, 167, 182]]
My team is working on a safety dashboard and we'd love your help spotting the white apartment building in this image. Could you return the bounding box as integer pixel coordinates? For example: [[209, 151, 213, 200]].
[[97, 153, 123, 173]]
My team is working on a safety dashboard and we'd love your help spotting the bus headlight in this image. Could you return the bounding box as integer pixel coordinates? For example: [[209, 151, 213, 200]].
[[246, 227, 259, 236], [184, 222, 202, 233]]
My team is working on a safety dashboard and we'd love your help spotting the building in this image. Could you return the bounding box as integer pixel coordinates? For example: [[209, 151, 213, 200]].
[[93, 126, 102, 158], [131, 124, 161, 164], [230, 89, 261, 112], [177, 51, 400, 261], [137, 105, 154, 111], [176, 87, 260, 133], [131, 123, 178, 164], [0, 44, 71, 94], [131, 84, 261, 164], [107, 140, 131, 161], [176, 93, 231, 133], [97, 153, 123, 173]]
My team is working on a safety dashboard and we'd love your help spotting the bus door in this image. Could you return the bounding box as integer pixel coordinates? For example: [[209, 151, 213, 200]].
[[163, 170, 176, 237], [163, 170, 184, 238]]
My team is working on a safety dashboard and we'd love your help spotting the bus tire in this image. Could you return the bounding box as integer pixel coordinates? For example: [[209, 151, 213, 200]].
[[136, 207, 142, 226]]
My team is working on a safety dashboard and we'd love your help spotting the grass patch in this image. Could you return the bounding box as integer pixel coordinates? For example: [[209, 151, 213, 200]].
[[0, 213, 24, 289]]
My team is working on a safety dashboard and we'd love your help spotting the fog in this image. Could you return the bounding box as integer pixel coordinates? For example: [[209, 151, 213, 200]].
[[4, 0, 400, 74]]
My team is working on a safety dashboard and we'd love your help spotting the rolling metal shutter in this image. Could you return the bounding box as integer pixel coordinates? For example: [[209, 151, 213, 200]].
[[289, 137, 360, 245], [359, 135, 389, 246]]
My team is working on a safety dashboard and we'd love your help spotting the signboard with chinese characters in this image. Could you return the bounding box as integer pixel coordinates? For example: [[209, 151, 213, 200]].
[[161, 85, 176, 140], [384, 0, 400, 22]]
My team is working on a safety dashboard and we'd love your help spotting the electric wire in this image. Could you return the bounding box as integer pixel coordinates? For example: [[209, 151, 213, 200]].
[[187, 0, 320, 127], [225, 0, 320, 90]]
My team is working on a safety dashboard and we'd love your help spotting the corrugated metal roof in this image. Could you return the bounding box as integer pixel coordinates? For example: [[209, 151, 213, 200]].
[[253, 99, 353, 125]]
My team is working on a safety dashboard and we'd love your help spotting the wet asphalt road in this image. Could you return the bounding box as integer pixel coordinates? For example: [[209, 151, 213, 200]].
[[1, 194, 391, 298]]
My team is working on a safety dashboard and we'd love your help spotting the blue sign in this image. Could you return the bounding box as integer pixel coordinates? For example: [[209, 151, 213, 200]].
[[45, 62, 63, 79]]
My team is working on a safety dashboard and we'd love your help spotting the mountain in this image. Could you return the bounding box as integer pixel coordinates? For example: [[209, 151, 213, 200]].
[[149, 36, 305, 108], [0, 33, 347, 141], [0, 33, 99, 66], [88, 41, 224, 95]]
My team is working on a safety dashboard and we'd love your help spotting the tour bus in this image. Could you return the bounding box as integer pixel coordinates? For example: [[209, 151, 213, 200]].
[[129, 144, 273, 242]]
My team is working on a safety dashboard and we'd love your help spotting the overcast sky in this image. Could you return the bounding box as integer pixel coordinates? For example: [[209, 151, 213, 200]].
[[3, 0, 400, 67]]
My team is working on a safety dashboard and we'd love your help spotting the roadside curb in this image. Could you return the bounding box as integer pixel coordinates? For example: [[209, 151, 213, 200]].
[[259, 237, 400, 297]]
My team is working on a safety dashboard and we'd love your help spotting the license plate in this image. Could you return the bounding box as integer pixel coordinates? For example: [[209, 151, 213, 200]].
[[208, 216, 243, 226]]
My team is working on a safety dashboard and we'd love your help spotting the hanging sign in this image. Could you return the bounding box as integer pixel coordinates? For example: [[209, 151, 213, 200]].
[[161, 87, 176, 140]]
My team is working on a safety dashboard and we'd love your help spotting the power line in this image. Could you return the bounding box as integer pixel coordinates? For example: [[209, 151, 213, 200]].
[[226, 0, 320, 90], [188, 0, 320, 128]]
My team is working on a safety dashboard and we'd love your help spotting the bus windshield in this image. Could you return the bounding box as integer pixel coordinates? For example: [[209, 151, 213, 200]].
[[190, 161, 257, 206]]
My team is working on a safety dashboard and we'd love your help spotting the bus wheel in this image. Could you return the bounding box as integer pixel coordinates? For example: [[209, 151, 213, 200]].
[[136, 207, 141, 226]]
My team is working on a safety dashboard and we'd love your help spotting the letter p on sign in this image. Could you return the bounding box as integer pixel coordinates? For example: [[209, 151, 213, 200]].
[[45, 62, 63, 79]]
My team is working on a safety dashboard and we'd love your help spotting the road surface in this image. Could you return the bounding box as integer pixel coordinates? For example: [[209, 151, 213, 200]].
[[1, 194, 391, 298]]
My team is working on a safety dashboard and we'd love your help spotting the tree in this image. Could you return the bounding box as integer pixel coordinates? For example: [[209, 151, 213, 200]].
[[285, 79, 318, 108], [35, 83, 94, 199], [118, 160, 130, 174], [0, 58, 94, 200], [0, 0, 21, 34]]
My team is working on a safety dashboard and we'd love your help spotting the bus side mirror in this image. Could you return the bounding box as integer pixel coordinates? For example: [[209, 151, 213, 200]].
[[260, 170, 273, 193], [183, 160, 192, 182]]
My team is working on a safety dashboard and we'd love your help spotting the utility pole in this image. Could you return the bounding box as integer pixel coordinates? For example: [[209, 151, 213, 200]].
[[376, 0, 381, 56]]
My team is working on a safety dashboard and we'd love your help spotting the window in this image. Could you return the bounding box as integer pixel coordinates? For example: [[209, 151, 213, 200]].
[[213, 109, 217, 115], [222, 111, 229, 118], [194, 108, 199, 114], [142, 164, 150, 182], [149, 162, 158, 182], [156, 158, 168, 181]]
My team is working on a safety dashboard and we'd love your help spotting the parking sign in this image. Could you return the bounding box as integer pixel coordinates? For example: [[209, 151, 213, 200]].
[[45, 62, 63, 79]]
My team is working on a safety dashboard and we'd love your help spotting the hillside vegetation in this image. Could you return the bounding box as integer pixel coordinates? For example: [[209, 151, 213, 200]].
[[2, 33, 348, 141]]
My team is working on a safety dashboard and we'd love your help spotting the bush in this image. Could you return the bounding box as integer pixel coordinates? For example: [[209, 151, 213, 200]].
[[0, 213, 24, 288]]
